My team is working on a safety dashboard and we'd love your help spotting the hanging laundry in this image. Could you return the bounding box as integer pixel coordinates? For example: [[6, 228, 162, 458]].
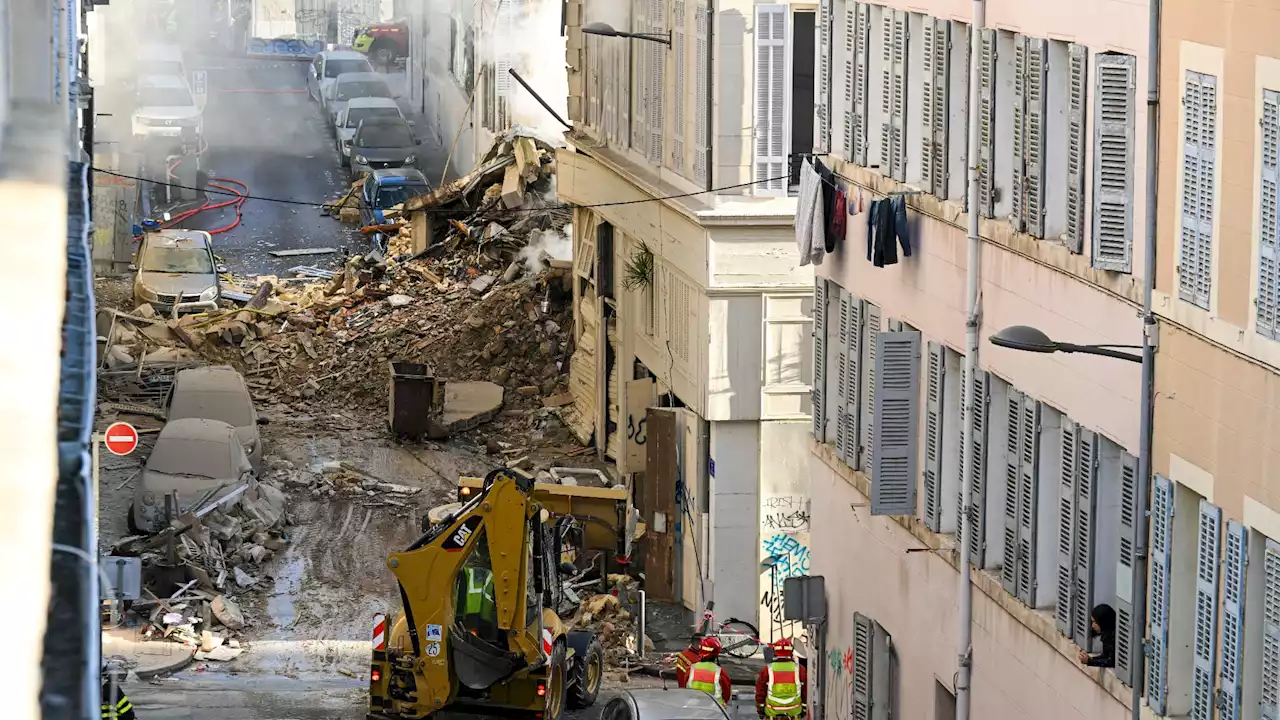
[[817, 159, 839, 253], [828, 187, 847, 252], [891, 195, 913, 258], [866, 195, 914, 267], [794, 159, 826, 267]]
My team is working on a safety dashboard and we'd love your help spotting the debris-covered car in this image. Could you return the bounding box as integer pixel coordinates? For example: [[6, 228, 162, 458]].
[[164, 365, 265, 471], [129, 418, 254, 534], [601, 689, 732, 720], [131, 228, 225, 316]]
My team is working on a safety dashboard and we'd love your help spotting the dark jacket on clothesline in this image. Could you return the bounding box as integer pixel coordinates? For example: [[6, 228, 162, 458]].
[[866, 196, 912, 267]]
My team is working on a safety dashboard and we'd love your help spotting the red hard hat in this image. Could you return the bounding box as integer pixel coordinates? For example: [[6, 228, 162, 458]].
[[772, 638, 794, 659], [698, 636, 722, 658]]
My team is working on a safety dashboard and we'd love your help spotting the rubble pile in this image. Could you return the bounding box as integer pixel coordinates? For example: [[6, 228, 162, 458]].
[[108, 479, 289, 656], [566, 574, 653, 665]]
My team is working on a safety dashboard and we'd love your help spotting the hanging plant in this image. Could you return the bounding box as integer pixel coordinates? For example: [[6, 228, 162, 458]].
[[623, 241, 655, 291]]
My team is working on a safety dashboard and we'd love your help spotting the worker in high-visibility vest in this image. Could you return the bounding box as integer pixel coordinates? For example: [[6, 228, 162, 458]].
[[459, 565, 497, 640], [674, 635, 705, 687], [755, 638, 807, 719], [686, 636, 732, 707]]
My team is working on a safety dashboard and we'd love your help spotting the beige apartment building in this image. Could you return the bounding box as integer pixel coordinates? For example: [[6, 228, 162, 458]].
[[1143, 0, 1280, 718]]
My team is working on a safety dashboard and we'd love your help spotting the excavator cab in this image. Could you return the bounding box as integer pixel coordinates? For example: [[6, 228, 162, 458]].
[[369, 468, 604, 720]]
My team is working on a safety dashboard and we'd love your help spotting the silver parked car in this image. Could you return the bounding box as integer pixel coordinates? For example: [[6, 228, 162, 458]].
[[307, 49, 373, 103], [129, 418, 253, 534], [335, 96, 404, 167], [131, 74, 203, 140], [131, 229, 224, 316], [349, 117, 420, 179], [324, 71, 394, 129], [164, 365, 265, 471]]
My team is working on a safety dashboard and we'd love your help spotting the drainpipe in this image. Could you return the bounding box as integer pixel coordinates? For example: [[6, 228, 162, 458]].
[[704, 0, 714, 191], [955, 2, 985, 720], [1131, 0, 1162, 715]]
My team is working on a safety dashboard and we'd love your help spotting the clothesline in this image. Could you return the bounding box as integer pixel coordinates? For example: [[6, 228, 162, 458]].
[[794, 152, 923, 198]]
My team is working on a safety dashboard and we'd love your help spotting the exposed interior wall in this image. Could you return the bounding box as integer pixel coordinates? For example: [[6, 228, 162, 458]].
[[708, 420, 760, 625], [757, 420, 811, 644]]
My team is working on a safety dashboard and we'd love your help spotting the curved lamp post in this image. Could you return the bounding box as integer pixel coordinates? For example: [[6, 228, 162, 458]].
[[989, 325, 1142, 364], [581, 21, 672, 46]]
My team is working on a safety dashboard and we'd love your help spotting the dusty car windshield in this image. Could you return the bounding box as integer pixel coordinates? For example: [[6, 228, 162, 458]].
[[139, 86, 193, 107], [358, 124, 414, 148], [169, 390, 255, 427], [376, 185, 426, 208], [325, 59, 370, 78], [346, 107, 400, 127], [140, 246, 214, 274], [147, 436, 236, 478], [337, 81, 391, 101]]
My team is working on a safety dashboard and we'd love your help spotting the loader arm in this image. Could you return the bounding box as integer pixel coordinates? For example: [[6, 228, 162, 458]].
[[381, 470, 547, 714]]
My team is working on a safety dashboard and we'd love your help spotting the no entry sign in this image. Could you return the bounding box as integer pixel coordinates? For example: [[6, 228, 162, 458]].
[[104, 422, 139, 456]]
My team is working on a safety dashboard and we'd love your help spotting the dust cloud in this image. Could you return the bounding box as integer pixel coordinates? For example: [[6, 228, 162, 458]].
[[493, 0, 569, 145]]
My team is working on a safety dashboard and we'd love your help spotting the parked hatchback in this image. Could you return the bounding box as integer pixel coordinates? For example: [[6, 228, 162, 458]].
[[307, 50, 374, 103], [324, 71, 394, 128], [335, 96, 405, 167], [165, 365, 264, 471], [131, 74, 202, 141], [129, 418, 253, 534], [350, 117, 420, 180], [131, 229, 224, 316]]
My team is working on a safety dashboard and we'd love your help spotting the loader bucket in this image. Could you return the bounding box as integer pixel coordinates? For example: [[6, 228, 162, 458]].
[[451, 627, 523, 689]]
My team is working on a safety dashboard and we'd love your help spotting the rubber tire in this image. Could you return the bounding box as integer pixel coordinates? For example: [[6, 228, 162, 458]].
[[719, 619, 762, 659], [568, 639, 604, 709], [126, 503, 143, 536], [544, 641, 567, 720], [371, 41, 396, 68]]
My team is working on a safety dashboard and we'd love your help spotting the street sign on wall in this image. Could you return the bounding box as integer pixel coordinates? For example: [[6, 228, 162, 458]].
[[103, 422, 139, 456]]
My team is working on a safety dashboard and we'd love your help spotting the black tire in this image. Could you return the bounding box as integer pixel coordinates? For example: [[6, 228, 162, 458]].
[[718, 619, 761, 659], [568, 638, 603, 709], [126, 503, 142, 536], [544, 641, 567, 720], [370, 40, 397, 68]]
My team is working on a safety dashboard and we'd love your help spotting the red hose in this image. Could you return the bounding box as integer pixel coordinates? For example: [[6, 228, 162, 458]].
[[157, 176, 249, 236]]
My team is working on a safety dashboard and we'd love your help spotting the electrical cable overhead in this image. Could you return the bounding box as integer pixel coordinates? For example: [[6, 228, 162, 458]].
[[90, 166, 792, 216]]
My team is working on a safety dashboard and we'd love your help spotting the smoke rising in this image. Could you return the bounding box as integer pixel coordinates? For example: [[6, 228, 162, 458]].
[[486, 0, 568, 145]]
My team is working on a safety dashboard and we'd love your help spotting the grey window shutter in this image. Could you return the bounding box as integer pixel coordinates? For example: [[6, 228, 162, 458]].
[[1023, 37, 1047, 238], [957, 369, 989, 564], [1001, 389, 1023, 596], [1016, 397, 1041, 606], [860, 302, 882, 471], [842, 2, 856, 159], [1065, 44, 1088, 253], [631, 0, 649, 156], [1191, 500, 1222, 720], [693, 3, 709, 185], [1070, 428, 1097, 648], [648, 0, 665, 165], [921, 18, 949, 199], [870, 621, 893, 720], [871, 330, 921, 516], [817, 0, 831, 154], [922, 342, 945, 531], [1258, 90, 1280, 338], [812, 279, 828, 441], [878, 13, 894, 176], [1011, 35, 1027, 232], [1219, 520, 1248, 720], [835, 291, 852, 462], [1115, 452, 1139, 685], [1178, 71, 1217, 307], [889, 11, 908, 182], [1147, 475, 1175, 716], [836, 293, 863, 465], [977, 28, 997, 218], [852, 613, 874, 720], [754, 4, 788, 194], [850, 3, 870, 166], [669, 0, 686, 171], [1261, 539, 1280, 720], [1092, 53, 1136, 271], [1055, 420, 1079, 635]]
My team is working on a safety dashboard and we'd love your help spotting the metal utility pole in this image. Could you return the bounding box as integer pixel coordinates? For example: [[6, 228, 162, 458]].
[[955, 1, 986, 719], [1131, 0, 1162, 715]]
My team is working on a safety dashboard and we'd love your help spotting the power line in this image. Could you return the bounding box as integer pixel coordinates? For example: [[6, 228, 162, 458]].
[[88, 166, 792, 216]]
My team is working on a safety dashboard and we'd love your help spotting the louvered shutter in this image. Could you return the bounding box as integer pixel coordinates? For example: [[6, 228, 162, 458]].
[[842, 2, 856, 159], [860, 303, 882, 471], [1016, 397, 1040, 605], [849, 3, 869, 166], [1147, 475, 1175, 716], [1055, 420, 1079, 634], [817, 0, 831, 153], [812, 279, 828, 441], [1011, 36, 1026, 231], [648, 0, 665, 164], [1258, 90, 1280, 338], [1001, 389, 1023, 597], [1219, 520, 1247, 720], [921, 17, 949, 199], [1070, 428, 1097, 647], [922, 342, 945, 531], [1179, 71, 1217, 307], [631, 0, 649, 156], [958, 369, 989, 564], [693, 2, 709, 185], [619, 40, 632, 146], [669, 0, 686, 171], [1023, 37, 1047, 238], [494, 0, 516, 128], [1262, 539, 1280, 720], [878, 12, 893, 176], [1115, 453, 1139, 684], [977, 28, 996, 217], [870, 331, 921, 516], [1190, 500, 1222, 720], [1065, 44, 1088, 253], [754, 4, 787, 194], [836, 292, 862, 465], [852, 613, 873, 720], [889, 10, 908, 181], [1092, 53, 1137, 271]]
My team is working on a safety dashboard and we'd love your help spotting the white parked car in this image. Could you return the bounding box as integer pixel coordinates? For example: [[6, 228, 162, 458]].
[[334, 96, 405, 167], [307, 49, 374, 104], [131, 74, 203, 141]]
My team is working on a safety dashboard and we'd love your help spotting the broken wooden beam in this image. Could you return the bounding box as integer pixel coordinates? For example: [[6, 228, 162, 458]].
[[501, 165, 526, 209]]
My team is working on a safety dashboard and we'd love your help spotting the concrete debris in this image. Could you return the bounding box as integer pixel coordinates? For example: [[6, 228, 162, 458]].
[[564, 574, 645, 666], [386, 293, 414, 307], [195, 645, 244, 662], [211, 595, 245, 630]]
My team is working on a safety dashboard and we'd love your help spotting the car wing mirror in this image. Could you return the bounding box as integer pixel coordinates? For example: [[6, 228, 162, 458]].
[[128, 263, 137, 271], [216, 264, 229, 273]]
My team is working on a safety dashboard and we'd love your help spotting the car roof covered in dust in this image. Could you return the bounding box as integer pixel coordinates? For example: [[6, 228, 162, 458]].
[[146, 418, 247, 478]]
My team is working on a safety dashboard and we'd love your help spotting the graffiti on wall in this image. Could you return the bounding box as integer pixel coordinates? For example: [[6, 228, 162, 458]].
[[246, 37, 326, 58], [763, 533, 811, 583], [826, 646, 854, 719], [759, 532, 811, 643], [761, 494, 811, 532]]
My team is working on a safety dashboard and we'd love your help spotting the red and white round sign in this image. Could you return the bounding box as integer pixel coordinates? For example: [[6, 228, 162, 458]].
[[104, 422, 139, 456]]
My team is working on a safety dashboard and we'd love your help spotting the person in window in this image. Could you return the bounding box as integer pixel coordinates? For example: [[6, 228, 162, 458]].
[[1077, 603, 1116, 668]]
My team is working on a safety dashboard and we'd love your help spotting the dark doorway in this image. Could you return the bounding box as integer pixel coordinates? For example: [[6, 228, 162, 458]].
[[789, 10, 816, 188], [935, 680, 956, 720]]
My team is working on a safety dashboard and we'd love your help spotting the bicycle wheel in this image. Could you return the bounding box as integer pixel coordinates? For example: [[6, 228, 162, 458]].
[[717, 620, 761, 658]]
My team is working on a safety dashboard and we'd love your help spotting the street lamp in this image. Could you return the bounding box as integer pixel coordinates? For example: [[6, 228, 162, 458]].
[[581, 21, 672, 46], [989, 325, 1142, 364]]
